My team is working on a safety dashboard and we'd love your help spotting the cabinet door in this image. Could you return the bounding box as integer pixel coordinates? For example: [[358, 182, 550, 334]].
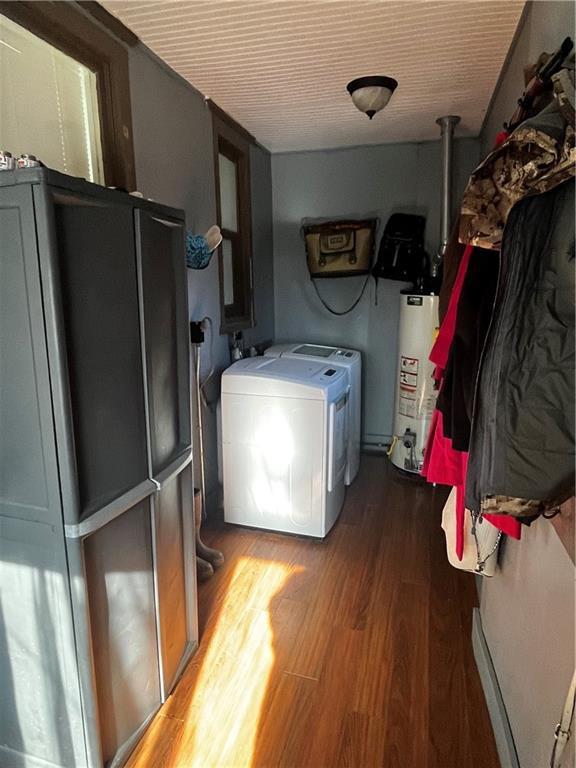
[[136, 210, 191, 478], [50, 193, 149, 521], [0, 517, 87, 768], [83, 496, 161, 766], [154, 461, 197, 697], [0, 185, 62, 527]]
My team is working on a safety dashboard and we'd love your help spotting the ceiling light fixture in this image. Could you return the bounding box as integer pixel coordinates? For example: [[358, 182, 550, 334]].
[[346, 75, 398, 120]]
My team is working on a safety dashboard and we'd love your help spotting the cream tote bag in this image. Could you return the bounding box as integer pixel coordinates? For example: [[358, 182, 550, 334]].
[[441, 487, 501, 576]]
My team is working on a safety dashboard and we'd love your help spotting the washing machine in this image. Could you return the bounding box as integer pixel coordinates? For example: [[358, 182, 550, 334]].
[[221, 357, 349, 538], [264, 343, 361, 485]]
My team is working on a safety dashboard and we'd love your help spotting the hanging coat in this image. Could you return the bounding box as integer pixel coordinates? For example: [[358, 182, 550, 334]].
[[459, 90, 575, 251], [465, 177, 575, 514]]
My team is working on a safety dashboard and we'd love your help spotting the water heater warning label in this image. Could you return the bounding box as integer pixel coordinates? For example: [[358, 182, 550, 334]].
[[399, 395, 417, 418], [399, 356, 419, 417], [400, 372, 418, 388], [399, 356, 419, 391], [401, 356, 419, 374]]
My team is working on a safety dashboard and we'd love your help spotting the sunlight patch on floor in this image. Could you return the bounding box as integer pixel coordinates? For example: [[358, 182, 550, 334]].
[[177, 556, 298, 768]]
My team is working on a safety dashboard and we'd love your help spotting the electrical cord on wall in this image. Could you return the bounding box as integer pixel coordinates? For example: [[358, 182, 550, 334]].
[[198, 316, 218, 412], [311, 274, 372, 316]]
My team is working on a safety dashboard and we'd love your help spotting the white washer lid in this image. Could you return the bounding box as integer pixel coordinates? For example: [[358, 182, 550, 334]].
[[222, 356, 348, 399], [265, 342, 361, 365]]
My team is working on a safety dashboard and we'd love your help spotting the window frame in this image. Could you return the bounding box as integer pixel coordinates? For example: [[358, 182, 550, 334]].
[[0, 1, 136, 190], [211, 102, 255, 334]]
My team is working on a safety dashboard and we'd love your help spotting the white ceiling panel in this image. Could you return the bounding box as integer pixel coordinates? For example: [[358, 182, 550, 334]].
[[103, 0, 525, 152]]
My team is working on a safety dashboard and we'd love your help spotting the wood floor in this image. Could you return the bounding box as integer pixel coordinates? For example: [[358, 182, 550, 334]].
[[126, 455, 500, 768]]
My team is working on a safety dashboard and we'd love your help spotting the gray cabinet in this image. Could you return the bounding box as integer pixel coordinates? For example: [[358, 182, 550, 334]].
[[54, 196, 148, 518], [136, 209, 191, 478], [83, 499, 160, 767], [153, 468, 195, 695], [0, 169, 197, 768]]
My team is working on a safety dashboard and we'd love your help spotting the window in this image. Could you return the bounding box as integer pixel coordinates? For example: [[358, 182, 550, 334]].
[[211, 103, 255, 333], [0, 2, 136, 189], [0, 14, 104, 182]]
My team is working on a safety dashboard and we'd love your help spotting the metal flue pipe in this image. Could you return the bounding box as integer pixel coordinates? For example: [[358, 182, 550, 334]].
[[431, 115, 461, 277]]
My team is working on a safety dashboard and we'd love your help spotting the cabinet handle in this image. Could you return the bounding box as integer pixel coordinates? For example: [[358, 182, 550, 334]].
[[64, 478, 158, 539], [152, 448, 193, 490]]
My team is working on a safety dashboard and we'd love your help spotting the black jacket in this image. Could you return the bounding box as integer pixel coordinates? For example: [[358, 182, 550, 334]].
[[466, 178, 575, 512]]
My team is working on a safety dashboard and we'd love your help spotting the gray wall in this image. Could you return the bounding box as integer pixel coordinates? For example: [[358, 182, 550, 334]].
[[128, 44, 274, 513], [481, 523, 574, 768], [478, 4, 576, 767], [272, 138, 480, 443]]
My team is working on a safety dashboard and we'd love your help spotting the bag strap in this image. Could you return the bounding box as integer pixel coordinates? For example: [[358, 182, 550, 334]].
[[551, 670, 576, 768], [471, 511, 502, 573], [311, 275, 371, 316]]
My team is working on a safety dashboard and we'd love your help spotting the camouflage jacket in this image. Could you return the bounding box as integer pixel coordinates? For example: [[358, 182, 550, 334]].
[[459, 67, 575, 250]]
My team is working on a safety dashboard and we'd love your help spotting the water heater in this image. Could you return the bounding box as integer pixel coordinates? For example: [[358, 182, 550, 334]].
[[390, 292, 439, 472], [389, 114, 460, 473]]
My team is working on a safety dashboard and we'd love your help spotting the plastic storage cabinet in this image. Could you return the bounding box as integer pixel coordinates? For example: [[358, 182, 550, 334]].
[[0, 169, 198, 768]]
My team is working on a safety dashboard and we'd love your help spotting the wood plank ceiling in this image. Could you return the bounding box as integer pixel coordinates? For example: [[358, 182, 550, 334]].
[[103, 0, 525, 152]]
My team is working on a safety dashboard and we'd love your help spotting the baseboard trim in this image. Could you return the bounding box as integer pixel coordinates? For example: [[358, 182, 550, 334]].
[[472, 608, 520, 768]]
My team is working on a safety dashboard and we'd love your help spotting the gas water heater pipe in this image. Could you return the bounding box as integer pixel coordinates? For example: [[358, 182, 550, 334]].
[[431, 115, 461, 277]]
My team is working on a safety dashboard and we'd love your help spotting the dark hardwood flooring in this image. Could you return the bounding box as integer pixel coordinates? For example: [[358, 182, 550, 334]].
[[126, 455, 500, 768]]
